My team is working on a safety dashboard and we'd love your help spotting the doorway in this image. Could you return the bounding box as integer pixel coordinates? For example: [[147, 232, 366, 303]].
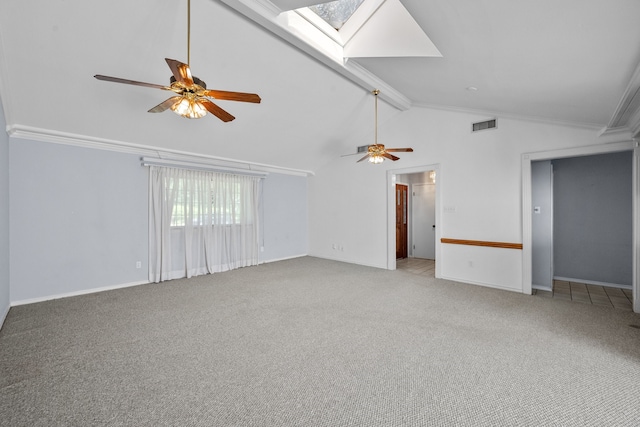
[[396, 174, 436, 261], [387, 164, 441, 276], [396, 184, 408, 259], [522, 141, 639, 313], [531, 152, 633, 308]]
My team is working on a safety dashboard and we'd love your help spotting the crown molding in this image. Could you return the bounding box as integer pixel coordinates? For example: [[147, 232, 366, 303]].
[[7, 125, 313, 177], [411, 101, 604, 131], [598, 125, 635, 141], [627, 104, 640, 139], [607, 60, 640, 132]]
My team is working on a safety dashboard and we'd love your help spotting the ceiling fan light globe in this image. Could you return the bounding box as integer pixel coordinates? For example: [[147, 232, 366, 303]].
[[369, 155, 384, 164], [191, 101, 207, 118], [171, 97, 207, 119], [171, 97, 190, 116]]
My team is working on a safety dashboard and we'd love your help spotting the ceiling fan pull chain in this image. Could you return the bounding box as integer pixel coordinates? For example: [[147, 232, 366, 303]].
[[350, 89, 412, 163]]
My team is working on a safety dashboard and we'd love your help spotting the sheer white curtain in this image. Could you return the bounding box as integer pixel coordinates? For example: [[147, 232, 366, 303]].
[[149, 166, 260, 282]]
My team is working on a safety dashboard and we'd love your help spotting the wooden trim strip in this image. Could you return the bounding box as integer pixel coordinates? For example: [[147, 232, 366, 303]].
[[441, 238, 523, 250]]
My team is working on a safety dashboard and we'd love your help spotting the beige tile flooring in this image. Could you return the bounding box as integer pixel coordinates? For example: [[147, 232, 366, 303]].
[[533, 280, 634, 311], [397, 258, 634, 311], [396, 257, 435, 277]]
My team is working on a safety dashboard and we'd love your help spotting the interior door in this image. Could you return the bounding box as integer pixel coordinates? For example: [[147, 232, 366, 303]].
[[413, 183, 436, 259], [396, 184, 408, 259]]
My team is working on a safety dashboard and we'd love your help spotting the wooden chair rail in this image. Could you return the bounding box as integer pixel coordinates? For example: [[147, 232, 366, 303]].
[[440, 238, 523, 250]]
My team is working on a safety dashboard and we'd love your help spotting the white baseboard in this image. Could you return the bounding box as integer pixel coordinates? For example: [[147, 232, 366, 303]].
[[259, 254, 308, 264], [11, 280, 149, 307], [10, 259, 309, 306], [439, 275, 523, 294], [310, 254, 386, 270]]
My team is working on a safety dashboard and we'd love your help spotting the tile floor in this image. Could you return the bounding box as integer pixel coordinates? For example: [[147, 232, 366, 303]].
[[396, 257, 435, 277], [396, 257, 634, 311], [533, 280, 634, 311]]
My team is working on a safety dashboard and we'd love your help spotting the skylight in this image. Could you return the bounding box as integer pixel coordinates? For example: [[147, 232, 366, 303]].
[[308, 0, 366, 30]]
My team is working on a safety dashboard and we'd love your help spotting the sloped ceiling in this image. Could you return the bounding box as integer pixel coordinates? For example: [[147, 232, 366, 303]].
[[1, 0, 639, 174], [343, 0, 442, 58]]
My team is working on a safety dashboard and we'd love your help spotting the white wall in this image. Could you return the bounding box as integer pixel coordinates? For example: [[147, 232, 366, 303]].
[[309, 162, 389, 268], [8, 139, 309, 303], [309, 105, 618, 292], [0, 99, 9, 327]]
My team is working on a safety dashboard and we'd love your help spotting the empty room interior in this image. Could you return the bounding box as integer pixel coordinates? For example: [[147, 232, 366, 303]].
[[1, 0, 640, 425]]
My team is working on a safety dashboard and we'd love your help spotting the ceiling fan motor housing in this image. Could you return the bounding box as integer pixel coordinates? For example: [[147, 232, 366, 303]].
[[170, 75, 207, 89]]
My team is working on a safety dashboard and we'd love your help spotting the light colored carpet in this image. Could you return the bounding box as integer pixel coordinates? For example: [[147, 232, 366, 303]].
[[1, 256, 639, 426]]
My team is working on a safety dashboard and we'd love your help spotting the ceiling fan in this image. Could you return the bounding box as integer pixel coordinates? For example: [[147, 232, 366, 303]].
[[350, 90, 413, 164], [94, 0, 260, 121]]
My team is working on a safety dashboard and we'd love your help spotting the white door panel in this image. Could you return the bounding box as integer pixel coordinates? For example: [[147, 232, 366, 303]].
[[413, 183, 436, 259]]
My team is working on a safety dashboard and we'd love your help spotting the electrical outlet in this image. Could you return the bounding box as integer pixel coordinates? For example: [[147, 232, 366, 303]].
[[136, 261, 142, 269]]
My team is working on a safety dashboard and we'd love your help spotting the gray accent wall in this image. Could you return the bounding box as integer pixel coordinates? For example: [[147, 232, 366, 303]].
[[0, 99, 9, 327], [8, 139, 309, 303], [553, 151, 633, 286]]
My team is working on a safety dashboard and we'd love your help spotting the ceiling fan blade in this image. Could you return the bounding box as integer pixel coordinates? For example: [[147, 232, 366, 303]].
[[357, 153, 371, 163], [94, 75, 168, 90], [165, 58, 194, 86], [148, 96, 182, 113], [383, 152, 400, 161], [200, 99, 235, 122], [203, 89, 261, 104], [385, 148, 414, 153]]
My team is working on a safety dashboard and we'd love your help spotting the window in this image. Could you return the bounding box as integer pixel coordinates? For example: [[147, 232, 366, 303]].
[[149, 166, 261, 282], [308, 0, 366, 30], [169, 176, 255, 227]]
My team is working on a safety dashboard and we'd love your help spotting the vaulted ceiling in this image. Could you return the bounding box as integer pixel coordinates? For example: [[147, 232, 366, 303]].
[[1, 0, 639, 173]]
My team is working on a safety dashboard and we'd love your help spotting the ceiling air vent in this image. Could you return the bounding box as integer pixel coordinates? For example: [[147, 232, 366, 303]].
[[472, 119, 497, 132]]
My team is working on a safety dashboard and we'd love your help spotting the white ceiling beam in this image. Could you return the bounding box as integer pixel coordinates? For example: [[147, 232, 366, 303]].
[[270, 0, 333, 11], [219, 0, 412, 110]]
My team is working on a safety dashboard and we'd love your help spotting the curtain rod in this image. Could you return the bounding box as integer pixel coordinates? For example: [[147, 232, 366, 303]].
[[141, 157, 269, 177]]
